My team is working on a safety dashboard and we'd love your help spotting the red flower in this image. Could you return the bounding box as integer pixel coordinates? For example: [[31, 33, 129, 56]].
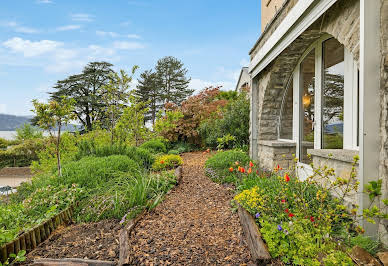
[[310, 216, 315, 222], [288, 213, 295, 218], [274, 164, 282, 172], [284, 173, 290, 182], [281, 199, 286, 203], [241, 167, 246, 173], [247, 168, 252, 174], [229, 167, 234, 172], [249, 161, 254, 167], [160, 160, 165, 164], [256, 170, 259, 175], [285, 208, 289, 213]]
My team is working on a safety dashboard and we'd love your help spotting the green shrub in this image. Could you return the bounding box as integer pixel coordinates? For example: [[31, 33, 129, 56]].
[[0, 138, 45, 169], [140, 139, 167, 154], [15, 123, 43, 141], [168, 149, 180, 155], [152, 154, 183, 171], [204, 150, 250, 183], [169, 142, 194, 153], [59, 155, 141, 190]]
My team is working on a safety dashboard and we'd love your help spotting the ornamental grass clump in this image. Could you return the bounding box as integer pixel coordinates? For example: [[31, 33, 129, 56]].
[[234, 157, 387, 265]]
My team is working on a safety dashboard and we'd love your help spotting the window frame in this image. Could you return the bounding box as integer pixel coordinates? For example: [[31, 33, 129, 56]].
[[278, 35, 359, 169]]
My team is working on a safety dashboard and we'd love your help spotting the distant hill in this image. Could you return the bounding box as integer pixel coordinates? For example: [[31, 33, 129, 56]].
[[0, 114, 32, 131], [0, 114, 81, 131]]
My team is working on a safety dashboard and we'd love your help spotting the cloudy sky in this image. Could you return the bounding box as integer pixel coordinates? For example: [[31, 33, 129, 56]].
[[0, 0, 260, 116]]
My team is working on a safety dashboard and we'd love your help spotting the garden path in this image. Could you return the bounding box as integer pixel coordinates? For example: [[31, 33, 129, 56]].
[[126, 152, 254, 265]]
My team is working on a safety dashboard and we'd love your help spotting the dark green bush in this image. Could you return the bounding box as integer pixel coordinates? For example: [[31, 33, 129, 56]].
[[140, 139, 167, 154], [168, 149, 179, 155], [169, 142, 195, 153], [204, 150, 250, 183]]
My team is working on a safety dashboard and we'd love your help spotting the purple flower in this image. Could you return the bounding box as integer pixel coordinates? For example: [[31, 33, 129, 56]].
[[255, 213, 261, 219], [284, 229, 289, 235], [277, 225, 283, 231]]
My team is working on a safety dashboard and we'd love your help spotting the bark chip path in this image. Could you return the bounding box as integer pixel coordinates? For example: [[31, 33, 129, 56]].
[[127, 152, 254, 265]]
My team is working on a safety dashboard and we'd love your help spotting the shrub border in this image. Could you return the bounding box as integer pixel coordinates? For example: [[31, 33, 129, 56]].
[[0, 205, 73, 263]]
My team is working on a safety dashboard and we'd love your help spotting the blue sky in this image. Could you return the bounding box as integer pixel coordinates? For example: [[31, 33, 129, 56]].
[[0, 0, 260, 116]]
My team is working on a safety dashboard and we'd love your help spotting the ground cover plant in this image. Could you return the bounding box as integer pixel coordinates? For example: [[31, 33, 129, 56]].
[[204, 150, 250, 183], [152, 154, 183, 171], [205, 153, 387, 265]]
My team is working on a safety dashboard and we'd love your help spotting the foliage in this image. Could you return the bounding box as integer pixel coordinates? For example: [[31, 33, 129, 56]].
[[32, 96, 76, 176], [15, 123, 43, 141], [50, 61, 114, 131], [168, 149, 179, 155], [115, 94, 150, 146], [199, 91, 249, 149], [216, 134, 236, 150], [152, 154, 183, 171], [232, 157, 386, 264], [78, 170, 177, 222], [134, 69, 163, 125], [153, 109, 183, 137], [155, 56, 192, 106], [159, 86, 228, 144], [99, 67, 138, 144], [0, 138, 45, 169], [204, 150, 250, 183], [349, 235, 380, 255], [0, 250, 26, 266], [169, 142, 195, 154], [140, 139, 167, 154]]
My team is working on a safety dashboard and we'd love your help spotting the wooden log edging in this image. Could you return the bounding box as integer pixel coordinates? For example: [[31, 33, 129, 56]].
[[118, 166, 183, 266], [0, 205, 74, 263], [237, 205, 272, 265], [32, 258, 115, 266]]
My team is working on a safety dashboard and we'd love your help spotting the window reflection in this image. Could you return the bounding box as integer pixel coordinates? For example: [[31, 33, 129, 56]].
[[300, 49, 315, 164], [322, 38, 344, 149]]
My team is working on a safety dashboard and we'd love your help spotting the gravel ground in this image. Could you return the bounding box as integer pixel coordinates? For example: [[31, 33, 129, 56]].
[[126, 152, 254, 265]]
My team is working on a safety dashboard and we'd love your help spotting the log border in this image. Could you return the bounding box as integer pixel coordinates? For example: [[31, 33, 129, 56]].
[[0, 206, 73, 263], [237, 205, 272, 265]]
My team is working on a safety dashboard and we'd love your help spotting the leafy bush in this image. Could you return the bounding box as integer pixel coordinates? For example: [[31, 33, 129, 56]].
[[0, 138, 45, 168], [168, 149, 179, 155], [15, 123, 43, 141], [199, 92, 249, 149], [152, 154, 183, 171], [169, 141, 195, 154], [204, 150, 250, 183], [140, 139, 167, 154]]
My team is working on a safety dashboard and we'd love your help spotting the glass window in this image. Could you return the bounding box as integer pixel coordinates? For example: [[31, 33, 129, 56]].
[[279, 80, 293, 140], [300, 49, 315, 164], [322, 38, 344, 149]]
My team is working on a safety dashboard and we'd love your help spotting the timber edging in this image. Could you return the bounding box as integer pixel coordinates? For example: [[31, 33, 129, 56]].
[[0, 205, 74, 263], [237, 204, 272, 265]]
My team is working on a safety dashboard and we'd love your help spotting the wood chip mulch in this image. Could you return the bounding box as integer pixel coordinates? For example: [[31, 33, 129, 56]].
[[23, 220, 121, 264], [126, 152, 254, 265]]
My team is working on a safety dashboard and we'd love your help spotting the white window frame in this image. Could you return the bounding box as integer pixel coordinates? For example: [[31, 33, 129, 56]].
[[278, 35, 360, 175]]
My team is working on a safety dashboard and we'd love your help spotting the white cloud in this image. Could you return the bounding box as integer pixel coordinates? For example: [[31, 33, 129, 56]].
[[88, 45, 115, 56], [71, 13, 94, 22], [3, 37, 63, 57], [1, 21, 40, 34], [36, 0, 53, 3], [189, 78, 235, 94], [56, 25, 81, 31], [96, 31, 141, 39], [0, 104, 6, 114], [113, 41, 144, 50]]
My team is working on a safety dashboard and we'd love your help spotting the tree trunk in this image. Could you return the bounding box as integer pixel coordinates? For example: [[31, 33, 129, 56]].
[[56, 124, 62, 177]]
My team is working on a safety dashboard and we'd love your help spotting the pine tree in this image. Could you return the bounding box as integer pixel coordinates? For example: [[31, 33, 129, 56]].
[[155, 56, 193, 106], [134, 70, 163, 125]]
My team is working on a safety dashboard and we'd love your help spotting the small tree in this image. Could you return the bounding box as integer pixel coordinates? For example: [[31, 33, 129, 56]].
[[115, 94, 149, 146], [32, 97, 75, 176], [15, 123, 43, 141], [99, 67, 138, 144]]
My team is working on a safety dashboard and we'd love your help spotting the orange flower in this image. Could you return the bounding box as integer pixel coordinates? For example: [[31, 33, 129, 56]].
[[238, 166, 241, 172], [247, 167, 252, 174], [249, 161, 254, 167], [206, 148, 210, 153], [274, 164, 282, 172], [160, 160, 165, 164], [229, 167, 234, 172], [284, 173, 290, 182], [235, 161, 239, 166], [241, 167, 246, 173]]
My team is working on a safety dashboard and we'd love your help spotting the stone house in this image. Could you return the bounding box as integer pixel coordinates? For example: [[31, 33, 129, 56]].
[[235, 67, 250, 92], [249, 0, 388, 241]]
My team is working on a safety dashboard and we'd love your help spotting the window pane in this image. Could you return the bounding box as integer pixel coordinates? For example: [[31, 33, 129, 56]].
[[279, 80, 293, 139], [300, 49, 315, 164], [322, 38, 344, 149]]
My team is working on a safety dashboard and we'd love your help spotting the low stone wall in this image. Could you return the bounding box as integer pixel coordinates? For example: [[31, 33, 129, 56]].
[[258, 140, 296, 171]]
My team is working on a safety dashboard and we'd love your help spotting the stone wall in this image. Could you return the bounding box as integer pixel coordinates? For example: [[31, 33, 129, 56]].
[[379, 0, 388, 245], [261, 0, 288, 32], [258, 140, 296, 171]]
